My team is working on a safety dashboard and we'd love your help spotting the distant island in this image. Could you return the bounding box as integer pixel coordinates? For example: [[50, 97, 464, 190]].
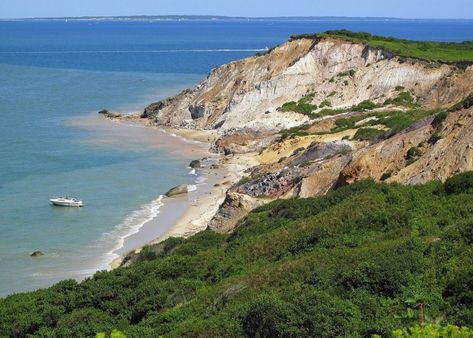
[[3, 15, 473, 21]]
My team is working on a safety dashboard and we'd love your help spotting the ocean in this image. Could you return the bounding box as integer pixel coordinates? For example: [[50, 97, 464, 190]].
[[0, 18, 472, 296]]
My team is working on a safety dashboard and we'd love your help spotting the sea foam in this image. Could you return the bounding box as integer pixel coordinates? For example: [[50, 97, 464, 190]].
[[103, 196, 165, 261]]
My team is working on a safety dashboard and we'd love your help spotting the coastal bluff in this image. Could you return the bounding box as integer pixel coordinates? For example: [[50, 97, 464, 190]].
[[143, 32, 473, 132], [138, 31, 473, 233]]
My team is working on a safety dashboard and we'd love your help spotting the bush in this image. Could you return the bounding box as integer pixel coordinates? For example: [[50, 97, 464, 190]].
[[384, 91, 418, 108], [450, 93, 473, 111], [380, 171, 393, 181], [352, 128, 385, 141], [406, 147, 423, 164], [278, 94, 318, 116], [55, 308, 115, 338], [138, 246, 158, 262], [392, 324, 473, 338], [279, 124, 311, 139], [337, 69, 356, 77], [444, 171, 473, 195], [319, 99, 332, 108], [428, 131, 442, 144], [432, 110, 448, 128], [241, 294, 302, 338], [353, 100, 379, 111], [294, 290, 360, 337]]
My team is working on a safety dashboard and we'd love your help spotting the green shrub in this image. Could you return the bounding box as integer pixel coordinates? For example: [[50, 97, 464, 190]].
[[380, 171, 393, 181], [444, 171, 473, 195], [432, 110, 448, 128], [241, 294, 302, 338], [428, 131, 442, 144], [384, 91, 418, 108], [352, 128, 385, 141], [406, 147, 423, 164], [280, 124, 311, 139], [137, 246, 158, 262], [55, 308, 115, 338], [278, 95, 318, 116], [337, 69, 356, 77], [392, 324, 473, 338], [319, 99, 332, 108], [353, 100, 379, 111], [450, 93, 473, 111]]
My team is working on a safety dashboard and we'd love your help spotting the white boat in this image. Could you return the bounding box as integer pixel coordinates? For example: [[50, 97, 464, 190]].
[[50, 197, 84, 207]]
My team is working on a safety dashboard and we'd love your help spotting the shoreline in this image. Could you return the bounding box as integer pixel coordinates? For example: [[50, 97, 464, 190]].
[[107, 116, 257, 269]]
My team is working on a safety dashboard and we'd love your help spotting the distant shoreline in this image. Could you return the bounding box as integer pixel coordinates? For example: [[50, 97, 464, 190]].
[[2, 15, 473, 22]]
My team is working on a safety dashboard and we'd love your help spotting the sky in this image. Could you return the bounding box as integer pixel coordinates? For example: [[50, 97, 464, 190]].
[[0, 0, 472, 19]]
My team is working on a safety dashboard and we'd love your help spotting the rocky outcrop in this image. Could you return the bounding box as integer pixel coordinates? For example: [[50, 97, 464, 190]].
[[392, 108, 473, 184], [211, 128, 278, 155], [207, 192, 266, 233], [98, 109, 122, 119], [141, 97, 174, 118]]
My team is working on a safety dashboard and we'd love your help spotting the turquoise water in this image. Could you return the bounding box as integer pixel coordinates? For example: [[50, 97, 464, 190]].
[[1, 19, 472, 296], [0, 65, 203, 295]]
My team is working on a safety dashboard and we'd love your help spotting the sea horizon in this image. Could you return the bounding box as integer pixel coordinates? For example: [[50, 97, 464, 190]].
[[3, 15, 473, 22]]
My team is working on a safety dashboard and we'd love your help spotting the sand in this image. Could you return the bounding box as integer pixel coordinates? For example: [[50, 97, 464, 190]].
[[149, 154, 258, 245], [107, 117, 258, 269]]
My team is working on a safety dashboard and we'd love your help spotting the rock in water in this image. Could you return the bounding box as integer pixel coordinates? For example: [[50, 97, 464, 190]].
[[30, 251, 44, 257], [165, 184, 189, 197], [98, 109, 110, 115], [189, 160, 201, 169], [98, 109, 122, 119]]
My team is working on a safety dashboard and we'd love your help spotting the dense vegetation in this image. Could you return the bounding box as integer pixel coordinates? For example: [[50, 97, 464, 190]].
[[2, 173, 473, 337], [291, 30, 473, 62]]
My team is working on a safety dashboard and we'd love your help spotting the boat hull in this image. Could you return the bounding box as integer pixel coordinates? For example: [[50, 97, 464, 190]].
[[50, 199, 84, 207]]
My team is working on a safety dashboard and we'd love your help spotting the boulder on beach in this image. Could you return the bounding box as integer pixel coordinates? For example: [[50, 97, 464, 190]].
[[98, 109, 122, 119], [165, 184, 188, 197], [30, 251, 44, 257], [189, 160, 201, 169]]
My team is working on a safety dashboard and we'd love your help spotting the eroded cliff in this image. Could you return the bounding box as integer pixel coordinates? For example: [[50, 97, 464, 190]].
[[141, 33, 473, 233]]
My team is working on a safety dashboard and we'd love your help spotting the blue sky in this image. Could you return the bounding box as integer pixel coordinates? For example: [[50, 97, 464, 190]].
[[0, 0, 472, 19]]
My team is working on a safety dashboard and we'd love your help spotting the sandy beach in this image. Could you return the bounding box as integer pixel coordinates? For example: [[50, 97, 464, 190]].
[[148, 152, 258, 243], [104, 116, 258, 269]]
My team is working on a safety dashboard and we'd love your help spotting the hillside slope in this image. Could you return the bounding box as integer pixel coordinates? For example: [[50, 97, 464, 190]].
[[2, 177, 473, 337]]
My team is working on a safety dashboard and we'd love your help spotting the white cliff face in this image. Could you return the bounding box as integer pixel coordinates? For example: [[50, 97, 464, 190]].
[[149, 37, 473, 132]]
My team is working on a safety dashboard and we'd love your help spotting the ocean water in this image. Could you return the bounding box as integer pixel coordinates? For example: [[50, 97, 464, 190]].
[[0, 19, 472, 296]]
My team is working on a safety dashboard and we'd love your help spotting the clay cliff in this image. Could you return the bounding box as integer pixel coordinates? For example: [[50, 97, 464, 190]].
[[144, 36, 472, 131], [141, 33, 473, 233]]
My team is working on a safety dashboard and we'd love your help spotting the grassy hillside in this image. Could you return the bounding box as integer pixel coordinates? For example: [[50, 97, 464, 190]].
[[2, 174, 473, 337], [291, 30, 473, 62]]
